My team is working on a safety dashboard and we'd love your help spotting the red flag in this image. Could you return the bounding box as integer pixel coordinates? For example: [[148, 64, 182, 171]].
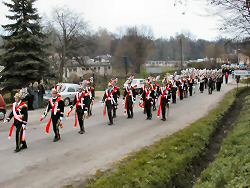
[[103, 105, 107, 117], [45, 118, 52, 133], [8, 124, 15, 139], [157, 97, 162, 118], [74, 113, 78, 128]]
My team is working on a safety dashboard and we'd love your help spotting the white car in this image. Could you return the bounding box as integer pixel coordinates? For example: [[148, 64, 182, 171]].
[[123, 79, 145, 93], [44, 83, 81, 106]]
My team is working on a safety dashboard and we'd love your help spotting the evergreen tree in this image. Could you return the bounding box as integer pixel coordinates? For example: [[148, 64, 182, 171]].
[[0, 0, 49, 90]]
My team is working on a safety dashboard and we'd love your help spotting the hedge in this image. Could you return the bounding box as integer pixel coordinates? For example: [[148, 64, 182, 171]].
[[85, 88, 246, 188]]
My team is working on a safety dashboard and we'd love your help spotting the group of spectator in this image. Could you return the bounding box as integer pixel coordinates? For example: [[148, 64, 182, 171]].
[[21, 81, 45, 110]]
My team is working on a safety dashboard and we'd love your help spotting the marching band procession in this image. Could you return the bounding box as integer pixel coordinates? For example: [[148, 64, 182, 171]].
[[3, 68, 226, 152]]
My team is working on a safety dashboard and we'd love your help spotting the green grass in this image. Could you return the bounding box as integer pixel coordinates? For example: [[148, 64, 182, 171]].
[[84, 88, 247, 188], [240, 78, 250, 85], [194, 94, 250, 188]]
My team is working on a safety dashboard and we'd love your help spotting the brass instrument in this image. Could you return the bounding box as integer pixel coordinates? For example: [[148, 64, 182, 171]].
[[57, 119, 63, 129]]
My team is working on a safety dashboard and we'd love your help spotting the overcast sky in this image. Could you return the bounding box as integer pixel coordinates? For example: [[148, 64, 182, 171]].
[[0, 0, 222, 40]]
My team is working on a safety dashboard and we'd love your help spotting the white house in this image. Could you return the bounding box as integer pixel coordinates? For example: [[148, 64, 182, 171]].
[[63, 55, 112, 80]]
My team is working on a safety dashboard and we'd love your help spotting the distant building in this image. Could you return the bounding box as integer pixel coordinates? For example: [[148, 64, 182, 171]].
[[144, 60, 181, 73], [63, 54, 112, 80], [187, 57, 228, 65], [238, 52, 250, 67]]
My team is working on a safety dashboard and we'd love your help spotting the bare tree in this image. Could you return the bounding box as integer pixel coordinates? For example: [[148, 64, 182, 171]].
[[114, 26, 155, 74], [49, 7, 89, 81], [209, 0, 250, 37]]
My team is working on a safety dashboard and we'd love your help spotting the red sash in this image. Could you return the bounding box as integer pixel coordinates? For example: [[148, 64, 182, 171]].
[[74, 113, 78, 128], [145, 90, 151, 99], [76, 92, 86, 108], [45, 97, 62, 133]]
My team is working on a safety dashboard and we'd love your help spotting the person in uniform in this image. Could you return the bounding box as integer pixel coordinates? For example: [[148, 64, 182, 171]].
[[157, 78, 171, 121], [183, 78, 188, 98], [152, 77, 160, 111], [199, 75, 205, 93], [5, 92, 28, 152], [179, 78, 184, 100], [208, 76, 213, 95], [112, 78, 120, 118], [216, 73, 223, 92], [123, 79, 136, 119], [188, 76, 194, 96], [171, 80, 177, 104], [102, 82, 115, 125], [70, 85, 88, 134], [204, 76, 208, 89], [40, 89, 64, 142], [141, 82, 155, 120], [85, 79, 95, 117]]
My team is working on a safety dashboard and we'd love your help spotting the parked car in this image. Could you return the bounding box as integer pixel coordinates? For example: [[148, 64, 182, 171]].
[[0, 94, 7, 121], [123, 79, 145, 94], [43, 83, 81, 106]]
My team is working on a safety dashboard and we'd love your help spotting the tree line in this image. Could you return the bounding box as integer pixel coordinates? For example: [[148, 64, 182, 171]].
[[0, 0, 248, 91]]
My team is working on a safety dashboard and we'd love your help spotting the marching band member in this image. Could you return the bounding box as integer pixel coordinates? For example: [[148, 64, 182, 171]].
[[141, 80, 155, 120], [123, 79, 136, 119], [188, 76, 194, 96], [171, 79, 177, 104], [86, 79, 95, 117], [69, 85, 88, 134], [157, 78, 171, 121], [152, 77, 160, 111], [40, 89, 64, 142], [5, 92, 28, 152], [199, 75, 205, 93], [102, 82, 116, 125], [112, 78, 120, 118]]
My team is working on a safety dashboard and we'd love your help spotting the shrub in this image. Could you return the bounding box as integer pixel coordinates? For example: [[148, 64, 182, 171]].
[[85, 88, 246, 188]]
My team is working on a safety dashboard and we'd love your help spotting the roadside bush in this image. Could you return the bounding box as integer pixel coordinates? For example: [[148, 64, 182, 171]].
[[85, 88, 247, 188]]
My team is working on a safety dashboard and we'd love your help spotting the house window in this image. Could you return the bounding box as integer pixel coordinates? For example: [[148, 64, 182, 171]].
[[98, 67, 100, 70], [108, 66, 110, 69], [73, 68, 77, 72], [94, 67, 96, 70], [82, 68, 85, 71]]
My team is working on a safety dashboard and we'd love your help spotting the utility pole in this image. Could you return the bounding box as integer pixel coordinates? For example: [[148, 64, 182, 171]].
[[180, 37, 184, 71], [123, 56, 128, 77]]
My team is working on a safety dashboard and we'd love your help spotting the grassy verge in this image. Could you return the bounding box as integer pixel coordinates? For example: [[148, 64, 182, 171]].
[[240, 77, 250, 85], [194, 94, 250, 188], [84, 88, 247, 188]]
